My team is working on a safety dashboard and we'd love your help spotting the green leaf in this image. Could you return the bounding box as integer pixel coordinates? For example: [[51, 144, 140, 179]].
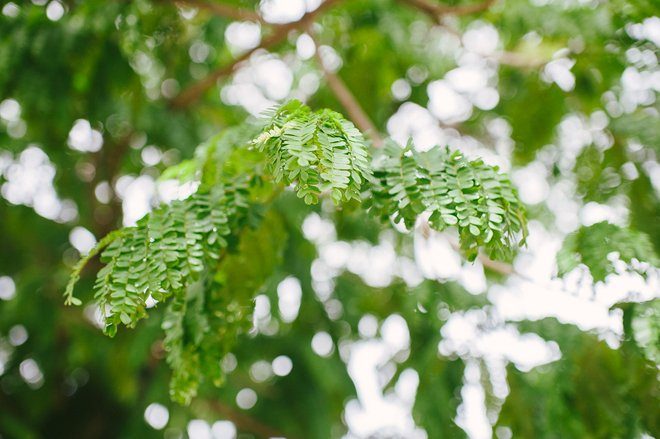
[[556, 221, 658, 282], [367, 141, 527, 260], [253, 100, 372, 204]]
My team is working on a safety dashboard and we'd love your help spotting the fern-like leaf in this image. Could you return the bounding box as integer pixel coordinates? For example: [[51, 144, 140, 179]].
[[70, 185, 245, 336], [557, 221, 658, 282], [368, 141, 527, 261], [253, 99, 372, 204]]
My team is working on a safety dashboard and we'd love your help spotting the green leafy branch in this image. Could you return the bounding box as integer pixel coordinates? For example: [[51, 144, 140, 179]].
[[64, 100, 529, 403]]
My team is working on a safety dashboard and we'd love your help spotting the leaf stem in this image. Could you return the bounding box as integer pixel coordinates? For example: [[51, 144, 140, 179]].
[[64, 230, 123, 306]]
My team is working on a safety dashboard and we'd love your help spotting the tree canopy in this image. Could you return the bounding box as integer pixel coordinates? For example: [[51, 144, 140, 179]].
[[0, 0, 658, 438]]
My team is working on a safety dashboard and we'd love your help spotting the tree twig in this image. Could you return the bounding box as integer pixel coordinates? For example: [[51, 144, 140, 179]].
[[172, 0, 263, 22], [398, 0, 496, 20], [417, 219, 525, 279], [171, 0, 516, 278], [432, 19, 549, 69], [309, 33, 384, 147], [170, 0, 344, 109], [169, 49, 256, 109], [491, 50, 550, 69], [204, 399, 299, 439]]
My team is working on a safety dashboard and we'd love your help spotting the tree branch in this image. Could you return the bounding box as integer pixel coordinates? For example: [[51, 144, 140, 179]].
[[417, 220, 526, 279], [169, 49, 255, 109], [172, 0, 262, 22], [492, 50, 550, 69], [170, 0, 344, 109], [171, 0, 516, 278], [204, 399, 299, 439], [309, 33, 384, 147], [398, 0, 496, 20]]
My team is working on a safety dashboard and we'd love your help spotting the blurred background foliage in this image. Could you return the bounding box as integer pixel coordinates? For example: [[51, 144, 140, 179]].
[[0, 0, 658, 438]]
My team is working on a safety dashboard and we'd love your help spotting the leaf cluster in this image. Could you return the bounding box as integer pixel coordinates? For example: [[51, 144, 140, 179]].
[[253, 99, 372, 204], [556, 221, 658, 282], [66, 101, 529, 403], [368, 141, 527, 261]]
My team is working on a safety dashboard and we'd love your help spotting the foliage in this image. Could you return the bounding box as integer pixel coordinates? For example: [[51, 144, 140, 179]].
[[497, 318, 660, 438], [557, 221, 658, 282], [253, 99, 372, 204], [163, 211, 287, 404], [65, 100, 528, 403], [0, 0, 658, 437], [369, 141, 527, 261], [624, 300, 660, 364]]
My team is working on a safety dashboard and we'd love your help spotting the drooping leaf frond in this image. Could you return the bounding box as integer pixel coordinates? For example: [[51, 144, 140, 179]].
[[91, 185, 247, 337], [64, 100, 531, 404], [367, 141, 528, 261], [253, 99, 372, 204], [163, 211, 288, 404], [557, 221, 658, 282]]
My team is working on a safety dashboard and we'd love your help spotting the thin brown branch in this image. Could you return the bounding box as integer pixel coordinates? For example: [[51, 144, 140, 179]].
[[89, 132, 132, 237], [173, 0, 262, 22], [492, 51, 550, 69], [169, 48, 256, 109], [170, 0, 344, 109], [418, 220, 528, 279], [205, 399, 298, 439], [470, 247, 533, 281], [434, 20, 549, 69], [399, 0, 496, 20], [309, 34, 384, 147]]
